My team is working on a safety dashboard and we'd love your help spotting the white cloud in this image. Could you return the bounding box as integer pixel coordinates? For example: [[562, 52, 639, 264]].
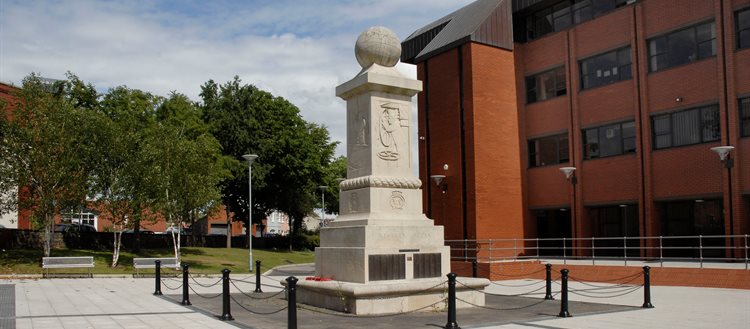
[[0, 0, 473, 161]]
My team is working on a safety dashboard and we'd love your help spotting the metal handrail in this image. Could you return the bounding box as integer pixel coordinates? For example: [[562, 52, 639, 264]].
[[445, 234, 749, 270]]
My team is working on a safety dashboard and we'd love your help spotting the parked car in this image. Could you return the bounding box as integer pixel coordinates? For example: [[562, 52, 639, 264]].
[[163, 227, 191, 235], [54, 223, 97, 233], [122, 229, 154, 234]]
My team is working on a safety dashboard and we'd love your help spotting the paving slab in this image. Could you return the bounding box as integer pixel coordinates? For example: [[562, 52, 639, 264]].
[[2, 264, 749, 329]]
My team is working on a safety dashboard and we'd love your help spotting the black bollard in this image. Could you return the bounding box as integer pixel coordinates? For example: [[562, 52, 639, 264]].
[[544, 263, 554, 300], [558, 269, 571, 317], [255, 260, 263, 293], [472, 260, 478, 278], [220, 269, 233, 321], [181, 264, 191, 305], [642, 266, 654, 308], [287, 276, 298, 329], [444, 273, 460, 329], [153, 260, 162, 295]]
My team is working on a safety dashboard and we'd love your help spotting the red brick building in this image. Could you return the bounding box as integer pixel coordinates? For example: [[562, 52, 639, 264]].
[[402, 0, 750, 258]]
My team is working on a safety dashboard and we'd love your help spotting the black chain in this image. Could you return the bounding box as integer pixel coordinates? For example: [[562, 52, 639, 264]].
[[187, 273, 223, 288], [160, 279, 182, 291], [456, 294, 554, 311], [568, 285, 642, 299], [297, 298, 448, 318], [187, 285, 223, 299], [229, 279, 287, 300], [569, 274, 642, 288], [230, 277, 285, 289], [457, 280, 547, 297], [568, 272, 641, 285], [489, 279, 546, 288], [486, 267, 547, 277], [229, 295, 288, 315], [569, 284, 641, 294]]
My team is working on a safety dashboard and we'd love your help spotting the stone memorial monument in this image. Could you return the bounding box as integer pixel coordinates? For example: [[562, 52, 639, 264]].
[[294, 26, 489, 315]]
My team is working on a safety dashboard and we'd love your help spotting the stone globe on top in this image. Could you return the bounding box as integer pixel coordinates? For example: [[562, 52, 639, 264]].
[[354, 26, 401, 69]]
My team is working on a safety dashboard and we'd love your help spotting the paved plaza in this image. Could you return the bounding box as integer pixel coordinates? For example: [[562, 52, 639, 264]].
[[1, 264, 748, 329]]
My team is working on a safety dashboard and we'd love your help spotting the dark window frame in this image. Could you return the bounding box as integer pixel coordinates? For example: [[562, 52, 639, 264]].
[[528, 133, 569, 168], [740, 97, 750, 137], [648, 20, 716, 72], [580, 46, 632, 90], [524, 0, 629, 41], [583, 120, 636, 160], [525, 66, 567, 104], [651, 104, 720, 150], [738, 7, 750, 49]]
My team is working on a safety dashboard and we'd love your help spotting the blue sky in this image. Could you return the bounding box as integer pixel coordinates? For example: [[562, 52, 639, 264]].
[[0, 0, 473, 157]]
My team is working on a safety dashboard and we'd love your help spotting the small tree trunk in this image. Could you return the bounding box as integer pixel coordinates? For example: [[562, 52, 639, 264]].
[[132, 217, 141, 253], [225, 207, 231, 248], [43, 213, 52, 257], [112, 230, 122, 267], [288, 217, 293, 251]]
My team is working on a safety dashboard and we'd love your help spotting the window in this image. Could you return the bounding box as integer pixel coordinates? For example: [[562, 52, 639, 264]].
[[648, 21, 716, 72], [651, 105, 719, 149], [737, 7, 750, 49], [524, 0, 629, 41], [583, 121, 636, 159], [660, 200, 724, 258], [740, 97, 750, 137], [61, 209, 98, 227], [526, 67, 566, 103], [588, 205, 639, 256], [528, 133, 569, 167], [580, 47, 632, 90]]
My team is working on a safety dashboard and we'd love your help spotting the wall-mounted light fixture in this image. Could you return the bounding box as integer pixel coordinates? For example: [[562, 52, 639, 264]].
[[559, 167, 577, 184], [430, 174, 447, 193], [675, 96, 683, 102], [710, 146, 735, 168]]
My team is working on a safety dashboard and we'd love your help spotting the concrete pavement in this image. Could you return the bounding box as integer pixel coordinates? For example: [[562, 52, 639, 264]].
[[2, 267, 748, 329]]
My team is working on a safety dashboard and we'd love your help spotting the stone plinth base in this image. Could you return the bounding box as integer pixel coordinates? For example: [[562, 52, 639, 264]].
[[285, 277, 490, 315]]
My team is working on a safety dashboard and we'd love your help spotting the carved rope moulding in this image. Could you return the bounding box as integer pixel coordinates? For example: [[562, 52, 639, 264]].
[[341, 176, 422, 190]]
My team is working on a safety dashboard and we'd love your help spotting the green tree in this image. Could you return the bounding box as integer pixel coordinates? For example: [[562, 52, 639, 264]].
[[0, 74, 100, 256], [200, 77, 337, 249], [93, 85, 162, 260], [149, 92, 229, 259], [320, 156, 347, 216]]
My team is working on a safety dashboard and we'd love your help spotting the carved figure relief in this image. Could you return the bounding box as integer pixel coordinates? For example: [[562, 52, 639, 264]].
[[349, 192, 360, 213], [377, 103, 408, 161], [355, 110, 368, 147], [389, 191, 405, 210]]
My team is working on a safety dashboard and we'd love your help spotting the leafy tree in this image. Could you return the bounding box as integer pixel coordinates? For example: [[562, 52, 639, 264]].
[[200, 77, 337, 250], [320, 155, 347, 216], [93, 85, 162, 261], [149, 92, 229, 259], [0, 74, 100, 256]]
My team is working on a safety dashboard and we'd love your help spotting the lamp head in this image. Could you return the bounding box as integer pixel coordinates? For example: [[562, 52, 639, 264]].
[[710, 146, 734, 161], [318, 185, 328, 191], [430, 175, 446, 187], [559, 167, 576, 179], [242, 154, 259, 164]]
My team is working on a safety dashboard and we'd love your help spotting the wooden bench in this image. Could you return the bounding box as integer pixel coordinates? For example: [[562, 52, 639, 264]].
[[133, 257, 180, 276], [42, 257, 94, 278]]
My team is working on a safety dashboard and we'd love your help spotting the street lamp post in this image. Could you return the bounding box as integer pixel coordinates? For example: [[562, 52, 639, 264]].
[[710, 146, 735, 258], [243, 154, 258, 272], [559, 167, 577, 255], [318, 186, 327, 228]]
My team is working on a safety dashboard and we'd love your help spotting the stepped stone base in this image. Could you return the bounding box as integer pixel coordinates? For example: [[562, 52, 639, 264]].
[[288, 277, 490, 315]]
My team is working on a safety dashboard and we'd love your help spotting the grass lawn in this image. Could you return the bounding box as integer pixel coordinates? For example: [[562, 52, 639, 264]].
[[0, 247, 314, 276]]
